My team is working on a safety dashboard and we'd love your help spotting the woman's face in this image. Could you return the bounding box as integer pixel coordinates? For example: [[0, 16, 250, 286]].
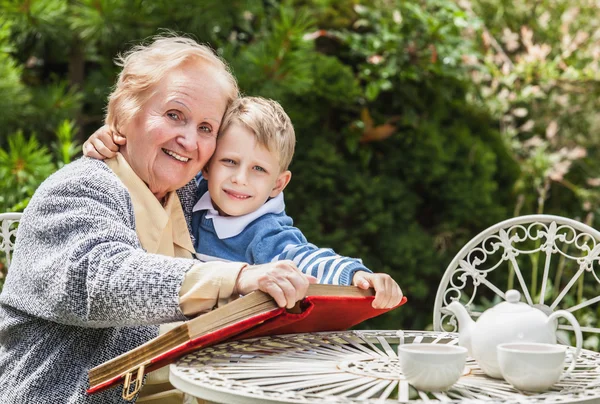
[[120, 62, 229, 200]]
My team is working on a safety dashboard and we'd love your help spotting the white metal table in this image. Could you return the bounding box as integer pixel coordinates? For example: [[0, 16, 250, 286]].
[[169, 330, 600, 404]]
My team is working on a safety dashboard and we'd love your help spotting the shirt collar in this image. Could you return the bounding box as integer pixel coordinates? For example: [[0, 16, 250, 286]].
[[192, 191, 285, 239], [104, 152, 195, 255]]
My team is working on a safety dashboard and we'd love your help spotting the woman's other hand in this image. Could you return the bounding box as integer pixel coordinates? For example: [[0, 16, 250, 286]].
[[82, 125, 126, 159], [235, 260, 317, 309], [353, 271, 403, 309]]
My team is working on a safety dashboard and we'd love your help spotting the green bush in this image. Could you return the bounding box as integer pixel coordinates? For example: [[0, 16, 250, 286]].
[[0, 0, 597, 338]]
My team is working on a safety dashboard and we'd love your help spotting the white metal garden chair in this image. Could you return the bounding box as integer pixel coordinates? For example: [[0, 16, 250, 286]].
[[0, 212, 22, 268], [433, 214, 600, 347]]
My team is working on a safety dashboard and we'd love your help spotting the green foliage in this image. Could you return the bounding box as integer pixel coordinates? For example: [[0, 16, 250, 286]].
[[0, 0, 597, 338], [0, 22, 31, 135], [1, 0, 70, 53], [52, 120, 81, 167], [0, 131, 55, 212], [0, 120, 79, 212], [465, 0, 600, 349], [229, 0, 518, 328], [465, 0, 600, 218], [28, 80, 84, 135], [224, 6, 318, 99]]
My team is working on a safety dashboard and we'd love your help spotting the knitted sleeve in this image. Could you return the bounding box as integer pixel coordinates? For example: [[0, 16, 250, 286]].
[[245, 215, 372, 286], [1, 158, 194, 328]]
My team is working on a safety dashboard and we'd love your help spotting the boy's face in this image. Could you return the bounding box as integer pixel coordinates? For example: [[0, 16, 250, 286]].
[[203, 123, 291, 217]]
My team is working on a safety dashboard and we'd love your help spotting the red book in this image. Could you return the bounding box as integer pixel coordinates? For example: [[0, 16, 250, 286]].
[[87, 284, 407, 397]]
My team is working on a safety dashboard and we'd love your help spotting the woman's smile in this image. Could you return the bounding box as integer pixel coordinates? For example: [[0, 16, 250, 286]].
[[162, 148, 190, 162]]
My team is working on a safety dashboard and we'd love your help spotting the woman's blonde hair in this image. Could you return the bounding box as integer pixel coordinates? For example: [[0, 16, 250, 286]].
[[220, 97, 295, 172], [106, 35, 239, 132]]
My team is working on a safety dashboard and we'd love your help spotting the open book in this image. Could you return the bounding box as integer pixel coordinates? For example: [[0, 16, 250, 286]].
[[88, 284, 407, 397]]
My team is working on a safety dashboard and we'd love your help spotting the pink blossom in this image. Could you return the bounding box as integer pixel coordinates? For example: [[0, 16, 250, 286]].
[[545, 121, 558, 139], [303, 30, 328, 41], [548, 160, 572, 181], [586, 178, 600, 187], [567, 146, 587, 160], [368, 55, 384, 65]]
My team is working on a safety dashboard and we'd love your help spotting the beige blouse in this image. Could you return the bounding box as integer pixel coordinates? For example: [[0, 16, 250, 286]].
[[105, 153, 246, 403], [105, 153, 246, 316]]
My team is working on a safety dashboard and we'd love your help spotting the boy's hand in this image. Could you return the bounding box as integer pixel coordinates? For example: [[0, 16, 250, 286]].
[[352, 271, 403, 309], [235, 260, 318, 309], [82, 125, 126, 160]]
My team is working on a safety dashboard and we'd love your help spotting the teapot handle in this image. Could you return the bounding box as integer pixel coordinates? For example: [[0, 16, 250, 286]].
[[547, 310, 582, 376]]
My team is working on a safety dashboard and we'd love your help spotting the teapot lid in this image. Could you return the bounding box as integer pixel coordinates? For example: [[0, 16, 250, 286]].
[[492, 290, 532, 313]]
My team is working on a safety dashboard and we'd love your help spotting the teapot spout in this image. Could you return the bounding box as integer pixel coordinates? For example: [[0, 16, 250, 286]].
[[447, 301, 475, 356]]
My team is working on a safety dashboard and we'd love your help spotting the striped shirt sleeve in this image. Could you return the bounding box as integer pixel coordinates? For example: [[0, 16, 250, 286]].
[[247, 222, 371, 286]]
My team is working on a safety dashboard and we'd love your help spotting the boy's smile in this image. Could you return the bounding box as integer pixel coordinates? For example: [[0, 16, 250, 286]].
[[204, 124, 291, 217], [223, 189, 251, 200]]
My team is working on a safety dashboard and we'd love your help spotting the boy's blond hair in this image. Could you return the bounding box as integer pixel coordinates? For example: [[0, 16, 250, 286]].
[[106, 35, 239, 133], [220, 97, 295, 172]]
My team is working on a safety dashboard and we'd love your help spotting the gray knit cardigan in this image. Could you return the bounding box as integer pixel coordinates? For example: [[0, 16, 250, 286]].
[[0, 157, 199, 403]]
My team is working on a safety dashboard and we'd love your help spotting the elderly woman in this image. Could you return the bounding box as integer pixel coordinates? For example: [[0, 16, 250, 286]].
[[0, 36, 313, 403]]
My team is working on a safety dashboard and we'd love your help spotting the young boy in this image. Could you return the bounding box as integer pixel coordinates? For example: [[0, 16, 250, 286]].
[[84, 97, 402, 307], [192, 97, 367, 286]]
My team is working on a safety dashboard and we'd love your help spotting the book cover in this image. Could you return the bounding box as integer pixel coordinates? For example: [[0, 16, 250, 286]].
[[87, 285, 407, 397]]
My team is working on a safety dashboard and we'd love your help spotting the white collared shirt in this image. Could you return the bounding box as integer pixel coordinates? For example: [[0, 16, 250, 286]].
[[192, 191, 285, 240]]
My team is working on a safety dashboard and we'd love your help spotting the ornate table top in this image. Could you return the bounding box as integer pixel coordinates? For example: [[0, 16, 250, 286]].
[[169, 330, 600, 404]]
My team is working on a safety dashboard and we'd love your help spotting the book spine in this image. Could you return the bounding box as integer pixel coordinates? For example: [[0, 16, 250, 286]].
[[86, 307, 285, 395]]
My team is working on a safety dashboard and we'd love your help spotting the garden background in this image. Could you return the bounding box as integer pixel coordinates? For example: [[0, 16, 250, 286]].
[[1, 0, 599, 348]]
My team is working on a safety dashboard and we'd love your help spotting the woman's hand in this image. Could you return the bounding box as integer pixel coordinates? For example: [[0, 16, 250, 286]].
[[82, 125, 127, 160], [235, 260, 317, 309], [353, 271, 403, 309]]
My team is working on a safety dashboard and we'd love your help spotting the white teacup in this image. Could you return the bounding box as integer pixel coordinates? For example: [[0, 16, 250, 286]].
[[398, 344, 467, 391], [497, 342, 580, 392]]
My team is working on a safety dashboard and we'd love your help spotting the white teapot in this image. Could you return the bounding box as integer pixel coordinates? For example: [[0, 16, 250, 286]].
[[446, 290, 582, 379]]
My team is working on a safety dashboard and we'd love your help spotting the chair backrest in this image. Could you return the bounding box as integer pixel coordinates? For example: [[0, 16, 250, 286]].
[[0, 212, 22, 268], [433, 214, 600, 346]]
